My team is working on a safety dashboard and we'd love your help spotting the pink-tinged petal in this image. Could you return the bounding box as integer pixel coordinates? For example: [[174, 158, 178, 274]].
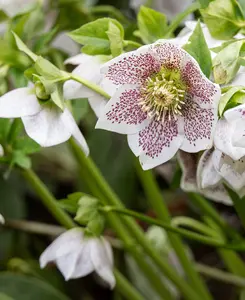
[[22, 104, 72, 147], [181, 95, 217, 152], [150, 42, 185, 70], [96, 85, 149, 134], [214, 118, 245, 160], [197, 149, 222, 189], [213, 149, 245, 191], [101, 46, 160, 86], [182, 60, 221, 108], [178, 151, 198, 192], [129, 116, 184, 170], [0, 88, 42, 118]]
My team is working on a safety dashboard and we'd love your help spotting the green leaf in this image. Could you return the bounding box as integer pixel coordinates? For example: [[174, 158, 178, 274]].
[[12, 150, 31, 169], [75, 195, 100, 225], [13, 137, 40, 154], [201, 0, 245, 39], [106, 21, 123, 57], [198, 0, 213, 8], [58, 192, 85, 214], [0, 273, 70, 300], [137, 6, 167, 44], [211, 38, 242, 53], [69, 18, 124, 55], [183, 20, 212, 78], [0, 293, 14, 300], [12, 32, 37, 61], [50, 83, 65, 110], [34, 57, 63, 80], [239, 0, 245, 17], [213, 40, 245, 84], [72, 98, 89, 122], [219, 86, 244, 115]]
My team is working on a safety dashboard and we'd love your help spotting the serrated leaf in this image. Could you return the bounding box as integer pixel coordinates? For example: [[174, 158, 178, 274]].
[[201, 0, 245, 39], [12, 32, 37, 61], [69, 18, 124, 55], [183, 20, 212, 78], [106, 21, 123, 57], [137, 6, 167, 44]]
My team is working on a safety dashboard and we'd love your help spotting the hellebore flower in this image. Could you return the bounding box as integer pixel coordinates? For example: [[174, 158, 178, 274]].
[[40, 228, 115, 288], [64, 54, 109, 118], [0, 87, 89, 154], [0, 213, 4, 224], [97, 42, 220, 169], [178, 150, 231, 205], [215, 103, 245, 161]]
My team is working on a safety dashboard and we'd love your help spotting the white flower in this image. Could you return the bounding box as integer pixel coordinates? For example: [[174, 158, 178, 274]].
[[0, 0, 38, 17], [40, 228, 115, 288], [0, 88, 89, 154], [96, 42, 220, 170], [64, 54, 110, 118], [178, 150, 231, 205], [0, 213, 4, 224]]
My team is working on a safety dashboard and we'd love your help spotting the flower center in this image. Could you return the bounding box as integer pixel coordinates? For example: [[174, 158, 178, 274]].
[[139, 69, 186, 122]]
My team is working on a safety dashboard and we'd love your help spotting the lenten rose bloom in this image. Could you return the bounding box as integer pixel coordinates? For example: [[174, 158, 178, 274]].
[[178, 150, 231, 205], [0, 88, 89, 154], [96, 42, 221, 170], [40, 228, 115, 288]]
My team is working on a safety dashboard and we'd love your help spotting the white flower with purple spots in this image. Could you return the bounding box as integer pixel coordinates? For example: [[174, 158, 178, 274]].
[[178, 150, 231, 205], [96, 42, 221, 169], [40, 228, 115, 288]]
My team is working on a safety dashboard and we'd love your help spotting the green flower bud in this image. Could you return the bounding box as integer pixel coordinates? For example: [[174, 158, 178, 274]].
[[35, 81, 50, 101]]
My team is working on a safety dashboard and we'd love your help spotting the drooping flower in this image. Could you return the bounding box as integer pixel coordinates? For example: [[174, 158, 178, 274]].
[[40, 228, 115, 288], [178, 150, 231, 205], [0, 87, 89, 154], [96, 42, 221, 170], [64, 53, 110, 118], [0, 213, 4, 224]]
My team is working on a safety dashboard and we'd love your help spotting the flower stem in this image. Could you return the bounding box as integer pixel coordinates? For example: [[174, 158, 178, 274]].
[[69, 138, 201, 300], [135, 163, 213, 300], [70, 74, 111, 100], [196, 263, 245, 288], [114, 270, 145, 300], [164, 2, 200, 38], [22, 168, 76, 229]]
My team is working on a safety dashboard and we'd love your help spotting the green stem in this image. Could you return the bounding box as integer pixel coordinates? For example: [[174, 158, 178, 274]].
[[171, 216, 218, 237], [123, 40, 143, 49], [69, 138, 200, 300], [76, 155, 174, 300], [70, 74, 111, 100], [101, 206, 245, 251], [196, 263, 245, 288], [22, 168, 75, 229], [114, 270, 145, 300], [164, 2, 200, 38], [135, 164, 212, 300], [21, 168, 146, 299]]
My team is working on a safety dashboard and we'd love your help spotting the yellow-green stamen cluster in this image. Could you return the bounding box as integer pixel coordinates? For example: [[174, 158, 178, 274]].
[[139, 69, 186, 122]]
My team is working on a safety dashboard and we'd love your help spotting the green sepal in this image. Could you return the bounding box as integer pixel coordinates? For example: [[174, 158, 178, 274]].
[[75, 195, 100, 225], [13, 137, 40, 155], [183, 20, 212, 78], [86, 212, 105, 236], [11, 150, 31, 169], [12, 32, 37, 62], [58, 192, 87, 214]]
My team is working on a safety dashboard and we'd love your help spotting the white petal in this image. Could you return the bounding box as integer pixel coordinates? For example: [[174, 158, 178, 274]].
[[61, 108, 89, 156], [201, 185, 232, 205], [0, 88, 42, 118], [61, 242, 94, 280], [197, 149, 222, 189], [214, 118, 245, 160], [52, 31, 79, 57], [40, 228, 84, 269], [65, 54, 90, 66], [213, 149, 245, 191], [230, 72, 245, 86], [129, 117, 184, 170], [96, 85, 150, 134], [64, 55, 103, 100], [90, 238, 115, 289], [0, 213, 4, 224], [22, 104, 72, 147], [0, 0, 36, 17], [88, 95, 107, 118]]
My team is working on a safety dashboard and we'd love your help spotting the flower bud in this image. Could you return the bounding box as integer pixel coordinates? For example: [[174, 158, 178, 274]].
[[35, 81, 50, 101]]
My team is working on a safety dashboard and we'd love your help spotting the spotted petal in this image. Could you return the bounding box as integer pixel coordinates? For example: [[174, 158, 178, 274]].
[[128, 117, 184, 170], [101, 45, 160, 86], [0, 88, 42, 118], [96, 85, 149, 134], [180, 96, 217, 152]]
